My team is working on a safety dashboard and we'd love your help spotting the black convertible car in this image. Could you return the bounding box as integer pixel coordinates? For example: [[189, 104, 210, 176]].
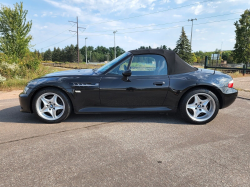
[[19, 49, 237, 124]]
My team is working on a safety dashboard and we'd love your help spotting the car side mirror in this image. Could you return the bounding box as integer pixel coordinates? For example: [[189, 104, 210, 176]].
[[122, 69, 132, 77]]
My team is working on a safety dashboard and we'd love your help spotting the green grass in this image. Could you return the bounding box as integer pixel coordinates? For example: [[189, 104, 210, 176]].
[[0, 65, 65, 91]]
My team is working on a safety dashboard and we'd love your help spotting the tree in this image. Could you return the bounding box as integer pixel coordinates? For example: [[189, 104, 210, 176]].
[[52, 47, 61, 62], [191, 53, 197, 63], [233, 9, 250, 64], [174, 27, 192, 63], [0, 2, 32, 58], [43, 49, 52, 61]]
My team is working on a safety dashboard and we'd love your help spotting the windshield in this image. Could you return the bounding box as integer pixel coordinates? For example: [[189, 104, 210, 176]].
[[96, 52, 131, 74]]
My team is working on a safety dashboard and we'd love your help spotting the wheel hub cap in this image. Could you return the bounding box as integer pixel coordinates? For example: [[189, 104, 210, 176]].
[[36, 92, 65, 121]]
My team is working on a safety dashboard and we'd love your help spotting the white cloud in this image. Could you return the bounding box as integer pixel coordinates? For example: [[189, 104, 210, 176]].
[[195, 28, 207, 34], [34, 14, 38, 17], [174, 0, 187, 4], [191, 4, 203, 15], [44, 0, 82, 15], [150, 3, 155, 10], [161, 0, 170, 4], [173, 14, 182, 17], [40, 26, 48, 29], [67, 0, 156, 14]]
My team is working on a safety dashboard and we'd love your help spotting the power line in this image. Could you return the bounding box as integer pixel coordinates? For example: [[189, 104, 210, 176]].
[[40, 18, 238, 50], [86, 0, 214, 26], [35, 24, 76, 45], [117, 17, 239, 34], [89, 11, 243, 34], [41, 34, 76, 49], [78, 17, 239, 36]]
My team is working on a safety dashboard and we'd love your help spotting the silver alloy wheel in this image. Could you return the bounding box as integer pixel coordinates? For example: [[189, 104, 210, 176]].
[[186, 93, 216, 122], [36, 92, 65, 121]]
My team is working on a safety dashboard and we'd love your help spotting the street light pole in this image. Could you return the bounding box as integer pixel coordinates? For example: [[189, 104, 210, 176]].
[[113, 30, 117, 59], [85, 37, 88, 64], [90, 51, 92, 62], [188, 18, 197, 52]]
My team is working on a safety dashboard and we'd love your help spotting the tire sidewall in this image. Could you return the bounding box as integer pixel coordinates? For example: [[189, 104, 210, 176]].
[[180, 89, 219, 124], [32, 88, 71, 123]]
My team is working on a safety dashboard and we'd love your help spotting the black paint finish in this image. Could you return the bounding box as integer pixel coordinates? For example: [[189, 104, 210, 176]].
[[100, 75, 169, 107], [19, 52, 238, 115]]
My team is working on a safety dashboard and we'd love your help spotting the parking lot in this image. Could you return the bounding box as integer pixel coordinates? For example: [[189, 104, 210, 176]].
[[0, 92, 250, 186]]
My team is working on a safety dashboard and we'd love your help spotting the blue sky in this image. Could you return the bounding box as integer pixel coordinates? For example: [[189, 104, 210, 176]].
[[1, 0, 249, 52]]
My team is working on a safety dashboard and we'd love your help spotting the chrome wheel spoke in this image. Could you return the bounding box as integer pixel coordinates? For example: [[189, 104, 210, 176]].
[[51, 95, 58, 105], [55, 105, 64, 111], [194, 94, 202, 104], [40, 106, 49, 113], [193, 109, 199, 118], [41, 96, 49, 106], [50, 109, 57, 119], [202, 98, 211, 107], [202, 107, 209, 114], [187, 103, 196, 110]]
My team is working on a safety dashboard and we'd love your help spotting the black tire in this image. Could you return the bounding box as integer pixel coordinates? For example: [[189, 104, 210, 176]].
[[32, 88, 72, 123], [179, 88, 219, 124]]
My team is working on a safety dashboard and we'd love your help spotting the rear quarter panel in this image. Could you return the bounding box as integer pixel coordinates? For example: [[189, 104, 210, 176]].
[[164, 69, 233, 110]]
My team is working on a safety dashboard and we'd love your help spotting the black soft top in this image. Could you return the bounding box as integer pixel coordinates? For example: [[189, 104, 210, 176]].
[[129, 49, 196, 75]]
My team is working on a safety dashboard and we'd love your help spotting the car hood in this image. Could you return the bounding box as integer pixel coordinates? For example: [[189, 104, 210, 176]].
[[43, 69, 95, 77]]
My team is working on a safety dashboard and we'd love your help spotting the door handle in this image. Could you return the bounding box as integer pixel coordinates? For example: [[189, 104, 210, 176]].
[[153, 82, 165, 86]]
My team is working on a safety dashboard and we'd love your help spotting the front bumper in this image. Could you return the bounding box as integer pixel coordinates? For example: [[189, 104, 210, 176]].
[[221, 88, 238, 108], [19, 93, 32, 113]]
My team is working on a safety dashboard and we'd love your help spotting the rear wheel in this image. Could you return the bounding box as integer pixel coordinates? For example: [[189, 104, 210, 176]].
[[32, 88, 71, 123], [179, 89, 219, 124]]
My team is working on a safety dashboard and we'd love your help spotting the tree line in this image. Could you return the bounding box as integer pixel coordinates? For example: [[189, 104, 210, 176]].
[[42, 45, 125, 62]]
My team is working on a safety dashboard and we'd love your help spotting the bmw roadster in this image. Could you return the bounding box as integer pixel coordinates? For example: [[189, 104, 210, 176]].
[[19, 49, 237, 124]]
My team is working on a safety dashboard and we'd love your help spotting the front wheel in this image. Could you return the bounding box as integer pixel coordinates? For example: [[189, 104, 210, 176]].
[[179, 89, 219, 124], [32, 88, 72, 123]]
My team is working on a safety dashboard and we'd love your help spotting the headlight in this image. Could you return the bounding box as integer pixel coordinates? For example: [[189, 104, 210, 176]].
[[23, 86, 29, 94]]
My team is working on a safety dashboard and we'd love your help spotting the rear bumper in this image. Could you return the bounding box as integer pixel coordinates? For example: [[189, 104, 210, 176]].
[[19, 93, 32, 113], [221, 88, 238, 108]]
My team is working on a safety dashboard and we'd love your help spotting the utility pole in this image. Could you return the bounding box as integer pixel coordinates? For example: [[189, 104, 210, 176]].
[[69, 16, 85, 65], [85, 37, 88, 63], [113, 31, 117, 59], [188, 18, 197, 52], [221, 41, 223, 59], [90, 51, 92, 62]]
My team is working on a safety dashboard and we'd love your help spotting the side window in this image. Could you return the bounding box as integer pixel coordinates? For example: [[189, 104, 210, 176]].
[[130, 54, 167, 76], [107, 57, 130, 75]]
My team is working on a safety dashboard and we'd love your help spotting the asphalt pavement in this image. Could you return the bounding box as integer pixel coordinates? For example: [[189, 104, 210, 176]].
[[0, 96, 250, 186]]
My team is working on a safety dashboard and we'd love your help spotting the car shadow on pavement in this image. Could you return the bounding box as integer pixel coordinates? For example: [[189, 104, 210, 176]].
[[0, 105, 191, 125]]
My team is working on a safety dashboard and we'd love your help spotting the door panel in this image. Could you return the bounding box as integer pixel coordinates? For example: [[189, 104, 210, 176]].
[[71, 76, 101, 112], [100, 53, 170, 107], [100, 75, 169, 107]]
